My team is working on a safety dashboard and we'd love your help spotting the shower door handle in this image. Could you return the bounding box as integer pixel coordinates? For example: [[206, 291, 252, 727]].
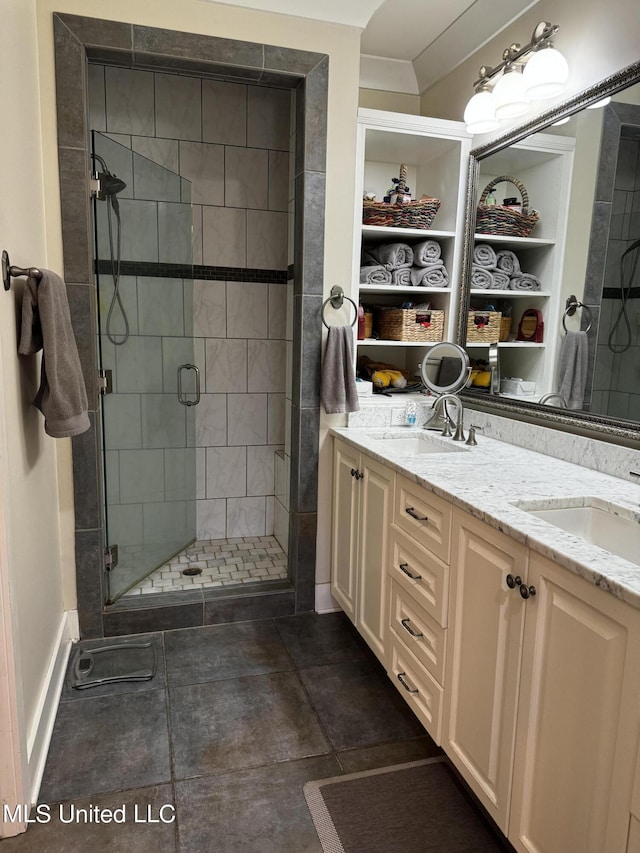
[[177, 363, 201, 406]]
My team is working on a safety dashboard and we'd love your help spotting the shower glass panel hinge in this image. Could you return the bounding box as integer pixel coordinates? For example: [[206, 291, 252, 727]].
[[104, 545, 119, 572], [98, 369, 113, 396], [89, 175, 102, 198]]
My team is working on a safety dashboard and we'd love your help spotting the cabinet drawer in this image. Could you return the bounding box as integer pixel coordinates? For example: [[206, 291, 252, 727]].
[[389, 526, 448, 626], [394, 474, 451, 563], [388, 633, 443, 744], [390, 577, 446, 685]]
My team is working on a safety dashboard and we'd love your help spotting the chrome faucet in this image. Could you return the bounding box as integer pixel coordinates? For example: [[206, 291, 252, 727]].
[[539, 392, 567, 407], [424, 394, 465, 441]]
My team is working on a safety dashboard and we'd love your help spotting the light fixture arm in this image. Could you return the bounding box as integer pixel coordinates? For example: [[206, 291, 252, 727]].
[[472, 22, 559, 90]]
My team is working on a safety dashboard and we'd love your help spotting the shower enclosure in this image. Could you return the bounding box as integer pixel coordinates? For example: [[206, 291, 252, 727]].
[[93, 131, 199, 602]]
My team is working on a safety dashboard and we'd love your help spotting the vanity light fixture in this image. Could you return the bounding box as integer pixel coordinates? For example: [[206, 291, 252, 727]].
[[464, 22, 568, 133]]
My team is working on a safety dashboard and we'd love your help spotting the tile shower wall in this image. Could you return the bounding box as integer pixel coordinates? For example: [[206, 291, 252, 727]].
[[593, 130, 640, 422], [89, 64, 292, 544]]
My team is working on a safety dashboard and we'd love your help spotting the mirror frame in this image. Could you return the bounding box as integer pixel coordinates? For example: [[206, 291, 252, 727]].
[[456, 59, 640, 445]]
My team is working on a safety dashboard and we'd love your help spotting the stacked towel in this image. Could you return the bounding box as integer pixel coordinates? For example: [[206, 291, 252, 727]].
[[471, 266, 493, 289], [495, 250, 521, 276], [391, 268, 412, 286], [510, 273, 542, 291], [410, 264, 449, 287], [360, 265, 392, 284], [413, 239, 441, 266], [492, 270, 510, 290], [368, 242, 414, 270], [474, 244, 497, 268]]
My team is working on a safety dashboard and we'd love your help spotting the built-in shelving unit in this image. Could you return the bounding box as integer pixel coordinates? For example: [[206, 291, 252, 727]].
[[353, 109, 471, 379], [466, 132, 575, 397]]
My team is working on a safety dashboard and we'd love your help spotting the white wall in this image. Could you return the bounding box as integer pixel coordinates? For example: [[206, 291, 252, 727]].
[[420, 0, 640, 137]]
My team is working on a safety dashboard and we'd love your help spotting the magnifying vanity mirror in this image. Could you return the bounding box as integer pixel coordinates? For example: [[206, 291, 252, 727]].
[[420, 341, 471, 395], [457, 60, 640, 443]]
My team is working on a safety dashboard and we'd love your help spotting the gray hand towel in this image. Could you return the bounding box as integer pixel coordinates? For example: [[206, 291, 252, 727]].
[[18, 269, 90, 438], [558, 331, 588, 410], [321, 325, 360, 414], [473, 244, 497, 268]]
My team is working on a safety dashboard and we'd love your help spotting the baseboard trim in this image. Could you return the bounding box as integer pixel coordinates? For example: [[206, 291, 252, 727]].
[[26, 610, 76, 804], [315, 583, 341, 614]]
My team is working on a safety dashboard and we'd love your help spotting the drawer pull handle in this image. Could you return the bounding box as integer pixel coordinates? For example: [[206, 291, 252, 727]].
[[397, 672, 419, 694], [401, 618, 423, 638], [399, 563, 422, 581], [405, 506, 428, 522]]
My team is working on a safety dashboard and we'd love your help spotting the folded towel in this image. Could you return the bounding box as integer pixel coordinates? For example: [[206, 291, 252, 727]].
[[360, 265, 392, 285], [495, 250, 521, 275], [492, 270, 510, 290], [510, 273, 541, 291], [412, 239, 441, 266], [471, 265, 493, 289], [18, 269, 90, 438], [391, 268, 412, 286], [360, 250, 379, 266], [369, 242, 414, 270], [558, 330, 588, 410], [410, 263, 449, 287], [321, 325, 359, 414], [474, 244, 497, 268]]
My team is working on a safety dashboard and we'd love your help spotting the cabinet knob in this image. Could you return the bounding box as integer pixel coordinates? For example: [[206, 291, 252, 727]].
[[350, 468, 357, 477], [520, 584, 537, 600], [506, 574, 522, 589]]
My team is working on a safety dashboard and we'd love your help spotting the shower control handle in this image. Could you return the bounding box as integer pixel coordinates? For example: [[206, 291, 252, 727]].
[[177, 363, 201, 407]]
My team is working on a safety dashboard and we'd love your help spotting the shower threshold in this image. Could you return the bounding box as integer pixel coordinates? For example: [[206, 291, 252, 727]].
[[125, 535, 287, 596]]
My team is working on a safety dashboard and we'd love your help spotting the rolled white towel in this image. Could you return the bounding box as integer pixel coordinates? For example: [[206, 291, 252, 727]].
[[474, 244, 497, 268], [492, 270, 510, 290], [412, 239, 441, 266], [495, 250, 521, 276], [410, 263, 449, 287], [391, 268, 412, 286], [471, 265, 493, 289], [510, 273, 541, 291], [369, 242, 414, 270], [360, 265, 392, 285]]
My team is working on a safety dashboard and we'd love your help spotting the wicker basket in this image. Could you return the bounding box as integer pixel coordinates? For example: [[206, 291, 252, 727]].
[[377, 307, 445, 342], [363, 163, 441, 230], [475, 176, 539, 237], [467, 311, 502, 343], [499, 316, 512, 342]]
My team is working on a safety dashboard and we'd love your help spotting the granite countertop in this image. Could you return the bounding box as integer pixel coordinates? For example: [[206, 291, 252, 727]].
[[331, 426, 640, 610]]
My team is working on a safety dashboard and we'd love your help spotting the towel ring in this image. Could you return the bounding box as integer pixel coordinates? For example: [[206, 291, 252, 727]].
[[562, 295, 593, 333], [322, 285, 358, 329]]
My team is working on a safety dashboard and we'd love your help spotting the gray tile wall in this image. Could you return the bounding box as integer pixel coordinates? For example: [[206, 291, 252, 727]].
[[89, 65, 291, 543]]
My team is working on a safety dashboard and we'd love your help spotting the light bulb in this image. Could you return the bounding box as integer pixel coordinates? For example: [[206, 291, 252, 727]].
[[493, 66, 530, 120], [587, 96, 611, 109], [523, 47, 569, 99], [463, 89, 499, 134]]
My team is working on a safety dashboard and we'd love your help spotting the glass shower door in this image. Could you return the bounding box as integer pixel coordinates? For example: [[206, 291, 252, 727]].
[[92, 132, 198, 603]]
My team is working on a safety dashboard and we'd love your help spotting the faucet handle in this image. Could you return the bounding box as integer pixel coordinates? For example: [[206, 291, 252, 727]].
[[466, 424, 482, 446]]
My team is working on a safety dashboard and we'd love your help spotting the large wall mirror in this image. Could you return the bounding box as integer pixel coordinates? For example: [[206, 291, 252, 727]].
[[457, 60, 640, 444]]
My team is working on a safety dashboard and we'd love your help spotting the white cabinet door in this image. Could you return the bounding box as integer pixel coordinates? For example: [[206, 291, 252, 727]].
[[356, 455, 394, 662], [509, 552, 640, 853], [330, 439, 361, 620], [444, 509, 528, 833]]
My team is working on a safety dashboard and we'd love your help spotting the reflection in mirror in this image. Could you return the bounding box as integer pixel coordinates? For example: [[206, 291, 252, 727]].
[[458, 61, 640, 442], [420, 341, 471, 395]]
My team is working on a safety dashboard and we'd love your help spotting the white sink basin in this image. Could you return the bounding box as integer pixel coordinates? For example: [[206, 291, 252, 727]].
[[365, 431, 467, 455], [512, 497, 640, 565]]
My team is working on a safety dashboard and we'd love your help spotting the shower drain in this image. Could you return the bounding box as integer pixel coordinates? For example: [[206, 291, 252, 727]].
[[182, 567, 203, 577]]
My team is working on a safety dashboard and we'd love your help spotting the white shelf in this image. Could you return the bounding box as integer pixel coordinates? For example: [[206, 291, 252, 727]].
[[466, 341, 546, 349], [357, 339, 442, 347], [361, 285, 451, 295], [362, 225, 455, 241], [470, 289, 551, 297], [474, 233, 555, 248]]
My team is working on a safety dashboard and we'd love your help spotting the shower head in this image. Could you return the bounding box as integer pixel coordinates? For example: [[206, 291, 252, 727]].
[[100, 172, 127, 196]]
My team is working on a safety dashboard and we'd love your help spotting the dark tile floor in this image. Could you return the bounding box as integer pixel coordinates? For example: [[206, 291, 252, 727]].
[[1, 613, 461, 852]]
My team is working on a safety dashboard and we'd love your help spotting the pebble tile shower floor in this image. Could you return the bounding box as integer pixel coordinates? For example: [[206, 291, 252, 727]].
[[126, 536, 288, 595]]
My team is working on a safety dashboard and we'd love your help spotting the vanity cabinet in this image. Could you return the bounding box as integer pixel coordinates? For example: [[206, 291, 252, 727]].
[[330, 438, 393, 663], [354, 109, 471, 379], [444, 507, 640, 852]]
